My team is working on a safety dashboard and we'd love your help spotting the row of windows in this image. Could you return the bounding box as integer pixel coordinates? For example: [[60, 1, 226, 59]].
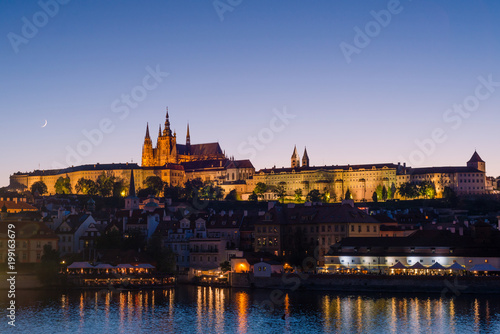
[[257, 237, 278, 247], [191, 255, 218, 262], [350, 225, 377, 233]]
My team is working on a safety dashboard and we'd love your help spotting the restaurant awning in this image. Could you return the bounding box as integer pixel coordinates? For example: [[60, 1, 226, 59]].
[[116, 264, 134, 269], [390, 262, 407, 269], [136, 263, 155, 269], [428, 262, 446, 270], [409, 262, 426, 270], [95, 264, 115, 269], [469, 264, 500, 272], [448, 263, 466, 270], [67, 262, 94, 269]]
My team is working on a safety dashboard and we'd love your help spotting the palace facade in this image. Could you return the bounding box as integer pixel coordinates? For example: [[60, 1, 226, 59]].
[[247, 148, 489, 201]]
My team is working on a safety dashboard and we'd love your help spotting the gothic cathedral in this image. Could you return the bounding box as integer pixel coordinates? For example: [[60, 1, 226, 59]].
[[141, 108, 226, 167]]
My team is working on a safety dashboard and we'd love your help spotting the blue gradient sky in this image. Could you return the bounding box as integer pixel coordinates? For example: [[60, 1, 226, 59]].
[[1, 0, 500, 187]]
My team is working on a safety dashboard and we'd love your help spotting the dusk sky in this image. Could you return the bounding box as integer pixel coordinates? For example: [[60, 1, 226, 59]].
[[1, 0, 500, 187]]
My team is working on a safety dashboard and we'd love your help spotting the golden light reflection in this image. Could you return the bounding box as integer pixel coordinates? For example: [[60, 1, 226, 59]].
[[119, 292, 125, 332], [215, 288, 225, 333], [236, 291, 249, 334], [322, 295, 332, 332], [105, 292, 110, 322], [79, 293, 85, 327], [356, 296, 363, 331], [474, 299, 480, 331], [389, 297, 397, 334], [197, 287, 203, 334], [410, 298, 420, 333]]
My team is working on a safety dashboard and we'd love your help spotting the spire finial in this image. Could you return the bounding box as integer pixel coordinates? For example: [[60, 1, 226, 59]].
[[145, 123, 150, 139]]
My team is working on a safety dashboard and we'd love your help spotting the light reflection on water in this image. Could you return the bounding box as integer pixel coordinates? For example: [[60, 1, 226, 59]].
[[1, 287, 500, 333]]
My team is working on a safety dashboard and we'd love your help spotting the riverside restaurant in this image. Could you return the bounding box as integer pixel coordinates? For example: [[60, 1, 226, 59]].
[[65, 262, 175, 288]]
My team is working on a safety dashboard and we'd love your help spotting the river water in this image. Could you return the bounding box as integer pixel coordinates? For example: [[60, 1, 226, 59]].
[[1, 286, 500, 333]]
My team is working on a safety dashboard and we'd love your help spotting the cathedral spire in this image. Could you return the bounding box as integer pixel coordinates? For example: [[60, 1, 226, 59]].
[[186, 123, 191, 146], [302, 147, 309, 167], [145, 123, 150, 139], [163, 107, 172, 136], [158, 124, 162, 138], [291, 145, 300, 168], [129, 169, 136, 197]]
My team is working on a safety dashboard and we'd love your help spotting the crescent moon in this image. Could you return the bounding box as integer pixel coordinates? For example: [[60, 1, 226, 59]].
[[41, 120, 48, 128]]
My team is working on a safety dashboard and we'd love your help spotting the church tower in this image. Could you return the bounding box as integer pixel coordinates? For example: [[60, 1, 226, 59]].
[[141, 123, 154, 166], [291, 146, 300, 168], [186, 123, 191, 153], [157, 108, 178, 165], [302, 147, 310, 167], [125, 169, 139, 211], [467, 150, 486, 172]]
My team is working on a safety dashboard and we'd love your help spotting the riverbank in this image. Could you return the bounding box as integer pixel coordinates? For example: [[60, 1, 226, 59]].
[[230, 273, 500, 294]]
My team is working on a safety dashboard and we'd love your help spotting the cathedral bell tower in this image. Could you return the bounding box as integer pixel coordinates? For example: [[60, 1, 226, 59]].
[[291, 145, 300, 168], [141, 123, 154, 166]]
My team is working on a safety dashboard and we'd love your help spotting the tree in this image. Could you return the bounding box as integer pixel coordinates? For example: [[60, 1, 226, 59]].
[[321, 190, 331, 203], [30, 181, 48, 195], [254, 182, 268, 200], [382, 186, 388, 201], [225, 189, 238, 201], [183, 178, 204, 201], [272, 183, 287, 203], [55, 176, 72, 194], [397, 182, 419, 199], [344, 189, 352, 200], [1, 204, 7, 212], [306, 189, 321, 202], [144, 176, 164, 196], [36, 244, 61, 286], [75, 178, 98, 195], [388, 183, 396, 200], [294, 188, 303, 203], [418, 181, 436, 199], [113, 179, 127, 197], [220, 261, 231, 272], [137, 187, 157, 197], [199, 181, 224, 201], [372, 191, 378, 203], [248, 192, 258, 201], [164, 185, 183, 201], [375, 184, 383, 201], [443, 186, 458, 205], [96, 172, 115, 197]]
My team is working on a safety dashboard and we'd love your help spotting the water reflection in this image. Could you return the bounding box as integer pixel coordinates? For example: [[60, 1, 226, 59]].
[[2, 287, 500, 333]]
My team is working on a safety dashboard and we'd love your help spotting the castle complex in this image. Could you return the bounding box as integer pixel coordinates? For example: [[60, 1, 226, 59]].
[[9, 108, 495, 200]]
